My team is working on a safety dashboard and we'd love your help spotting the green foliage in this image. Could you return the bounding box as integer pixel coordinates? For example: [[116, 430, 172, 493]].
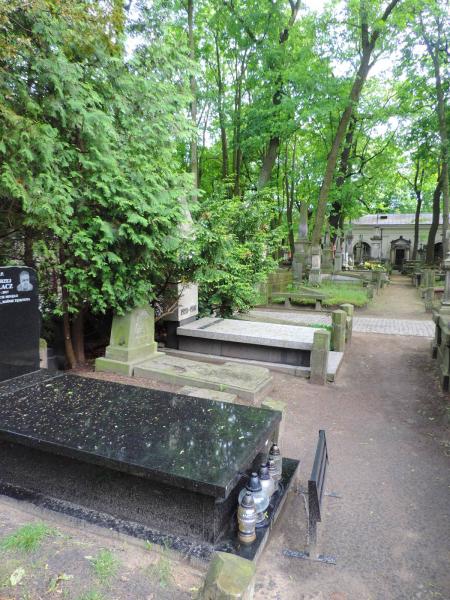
[[0, 1, 193, 322], [1, 523, 54, 553], [191, 188, 282, 316]]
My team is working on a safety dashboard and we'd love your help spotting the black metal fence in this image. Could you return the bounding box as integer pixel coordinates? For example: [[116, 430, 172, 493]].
[[308, 429, 328, 545]]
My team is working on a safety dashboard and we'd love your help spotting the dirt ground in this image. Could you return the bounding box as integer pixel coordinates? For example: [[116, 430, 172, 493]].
[[1, 275, 449, 600]]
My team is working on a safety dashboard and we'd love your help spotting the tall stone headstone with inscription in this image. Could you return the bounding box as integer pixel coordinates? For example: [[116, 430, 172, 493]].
[[0, 266, 40, 381], [95, 305, 158, 376]]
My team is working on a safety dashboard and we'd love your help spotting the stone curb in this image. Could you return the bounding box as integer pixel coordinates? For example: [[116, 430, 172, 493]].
[[201, 551, 256, 599]]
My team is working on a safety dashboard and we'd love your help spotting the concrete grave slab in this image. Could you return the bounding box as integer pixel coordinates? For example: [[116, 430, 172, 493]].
[[178, 317, 315, 349], [177, 317, 315, 367], [134, 354, 272, 403], [179, 385, 237, 403]]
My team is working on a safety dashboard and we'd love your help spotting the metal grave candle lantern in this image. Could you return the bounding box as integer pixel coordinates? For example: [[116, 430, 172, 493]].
[[268, 458, 279, 492], [259, 463, 275, 499], [237, 491, 257, 544], [238, 472, 269, 527], [269, 443, 282, 483]]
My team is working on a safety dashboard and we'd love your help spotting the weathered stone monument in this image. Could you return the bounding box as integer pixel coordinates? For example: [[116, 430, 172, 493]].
[[333, 237, 343, 274], [0, 266, 40, 381], [432, 235, 450, 390], [308, 245, 322, 285], [95, 305, 158, 375], [292, 202, 310, 283]]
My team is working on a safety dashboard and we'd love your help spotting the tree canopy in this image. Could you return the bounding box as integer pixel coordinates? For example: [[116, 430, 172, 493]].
[[0, 0, 448, 362]]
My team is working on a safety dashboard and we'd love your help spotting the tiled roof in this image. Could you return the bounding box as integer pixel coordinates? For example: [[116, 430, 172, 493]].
[[350, 213, 441, 226]]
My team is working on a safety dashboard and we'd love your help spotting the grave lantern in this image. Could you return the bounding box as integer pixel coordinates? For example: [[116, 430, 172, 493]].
[[268, 458, 279, 492], [238, 472, 269, 526], [269, 443, 283, 483], [259, 463, 275, 499], [237, 491, 257, 544]]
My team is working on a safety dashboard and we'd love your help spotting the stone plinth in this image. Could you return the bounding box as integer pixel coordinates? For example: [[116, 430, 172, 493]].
[[95, 305, 158, 376], [177, 317, 314, 366], [309, 329, 330, 385], [331, 309, 346, 352], [308, 246, 322, 285], [293, 238, 311, 283], [340, 303, 354, 343]]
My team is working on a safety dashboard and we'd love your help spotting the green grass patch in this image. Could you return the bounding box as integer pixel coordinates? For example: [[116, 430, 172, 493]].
[[146, 549, 174, 589], [90, 549, 119, 583], [317, 281, 368, 307], [1, 523, 55, 553], [77, 591, 105, 600]]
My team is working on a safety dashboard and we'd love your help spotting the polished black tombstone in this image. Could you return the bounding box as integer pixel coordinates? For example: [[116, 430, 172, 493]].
[[0, 373, 281, 547], [0, 266, 40, 382]]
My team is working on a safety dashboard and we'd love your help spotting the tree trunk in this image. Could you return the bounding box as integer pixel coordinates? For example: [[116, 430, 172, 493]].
[[412, 195, 422, 260], [422, 13, 449, 256], [72, 309, 85, 364], [412, 163, 424, 260], [23, 227, 34, 268], [329, 118, 355, 241], [232, 77, 242, 197], [215, 34, 228, 180], [311, 0, 401, 246], [59, 247, 77, 369], [426, 173, 443, 264], [187, 0, 198, 188], [257, 136, 281, 190], [256, 1, 301, 190]]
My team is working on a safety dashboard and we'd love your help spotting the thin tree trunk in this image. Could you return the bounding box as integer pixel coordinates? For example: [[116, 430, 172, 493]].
[[426, 172, 443, 264], [187, 0, 198, 188], [214, 34, 228, 180], [311, 0, 401, 246], [23, 227, 34, 268], [421, 13, 449, 255], [412, 163, 424, 260], [233, 77, 242, 196], [256, 0, 301, 190], [72, 309, 85, 364], [329, 117, 356, 240], [59, 247, 77, 369]]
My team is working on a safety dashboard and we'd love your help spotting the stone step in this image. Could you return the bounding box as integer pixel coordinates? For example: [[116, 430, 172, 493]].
[[163, 348, 344, 383], [134, 353, 273, 404]]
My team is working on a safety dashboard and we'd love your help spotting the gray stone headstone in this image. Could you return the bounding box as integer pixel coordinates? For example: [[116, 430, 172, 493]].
[[0, 266, 40, 381]]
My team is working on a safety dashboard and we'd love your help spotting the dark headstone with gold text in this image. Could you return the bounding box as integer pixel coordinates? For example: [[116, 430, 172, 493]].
[[0, 266, 40, 382]]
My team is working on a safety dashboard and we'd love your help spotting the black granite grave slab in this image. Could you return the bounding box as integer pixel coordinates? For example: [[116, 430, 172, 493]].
[[0, 374, 280, 499], [0, 369, 61, 397], [0, 266, 40, 382]]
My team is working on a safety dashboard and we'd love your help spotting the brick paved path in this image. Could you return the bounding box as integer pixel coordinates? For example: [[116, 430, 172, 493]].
[[249, 309, 435, 337]]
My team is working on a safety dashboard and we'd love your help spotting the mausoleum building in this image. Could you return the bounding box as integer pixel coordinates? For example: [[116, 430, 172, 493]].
[[348, 213, 446, 267]]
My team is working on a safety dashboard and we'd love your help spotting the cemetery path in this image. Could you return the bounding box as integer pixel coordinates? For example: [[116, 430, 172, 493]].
[[255, 332, 450, 599], [251, 274, 435, 336]]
